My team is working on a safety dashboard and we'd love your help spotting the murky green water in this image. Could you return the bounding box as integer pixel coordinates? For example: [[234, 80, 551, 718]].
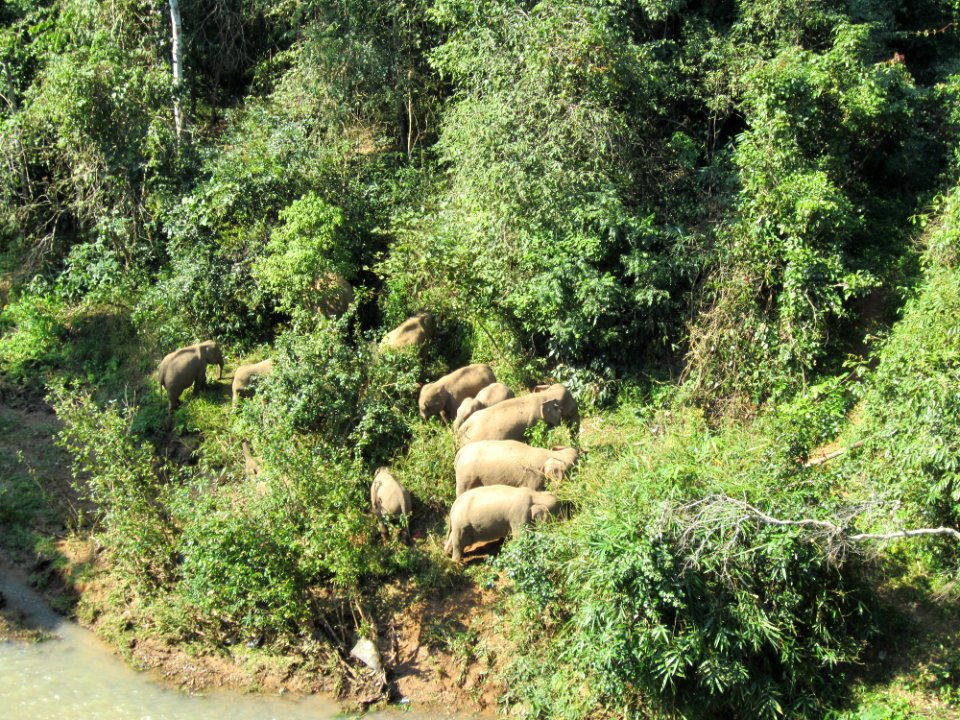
[[0, 567, 416, 720]]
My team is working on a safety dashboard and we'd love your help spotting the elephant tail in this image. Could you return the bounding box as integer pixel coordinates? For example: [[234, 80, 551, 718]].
[[443, 528, 453, 556]]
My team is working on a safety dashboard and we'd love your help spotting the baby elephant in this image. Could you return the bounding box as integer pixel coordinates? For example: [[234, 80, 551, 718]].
[[452, 382, 515, 432], [444, 485, 560, 561], [381, 312, 435, 351], [454, 440, 579, 496], [371, 467, 413, 544], [419, 363, 497, 422], [232, 359, 274, 405], [158, 340, 224, 411]]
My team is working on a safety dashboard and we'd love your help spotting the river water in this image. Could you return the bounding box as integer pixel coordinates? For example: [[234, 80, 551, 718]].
[[0, 566, 413, 720]]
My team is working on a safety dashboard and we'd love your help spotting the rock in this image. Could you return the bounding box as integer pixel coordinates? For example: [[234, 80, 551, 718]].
[[350, 637, 382, 672]]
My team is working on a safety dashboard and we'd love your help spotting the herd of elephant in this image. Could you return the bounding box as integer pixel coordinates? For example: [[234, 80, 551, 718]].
[[156, 312, 580, 563]]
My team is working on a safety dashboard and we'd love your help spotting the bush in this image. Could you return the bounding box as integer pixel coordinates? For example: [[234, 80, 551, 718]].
[[685, 20, 942, 407], [250, 315, 420, 465], [252, 192, 352, 316], [851, 191, 960, 535], [500, 489, 875, 719], [176, 493, 310, 642], [50, 383, 180, 591], [390, 0, 699, 367]]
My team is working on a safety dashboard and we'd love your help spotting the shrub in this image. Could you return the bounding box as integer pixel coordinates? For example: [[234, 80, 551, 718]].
[[685, 21, 937, 407], [852, 192, 960, 535], [176, 492, 310, 642], [251, 192, 353, 316], [49, 383, 180, 591], [500, 490, 876, 719], [392, 0, 699, 367], [251, 316, 420, 465]]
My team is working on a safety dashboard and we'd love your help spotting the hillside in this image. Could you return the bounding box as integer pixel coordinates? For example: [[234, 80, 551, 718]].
[[3, 1, 960, 718]]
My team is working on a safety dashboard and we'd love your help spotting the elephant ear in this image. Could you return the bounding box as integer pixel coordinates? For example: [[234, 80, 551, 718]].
[[438, 388, 454, 422], [543, 458, 566, 483], [204, 343, 225, 376], [539, 399, 562, 425], [530, 504, 552, 522]]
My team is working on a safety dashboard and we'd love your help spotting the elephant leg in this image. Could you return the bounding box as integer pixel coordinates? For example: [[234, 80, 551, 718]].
[[445, 526, 463, 561]]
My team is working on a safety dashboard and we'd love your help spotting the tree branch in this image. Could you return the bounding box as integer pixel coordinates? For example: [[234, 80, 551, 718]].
[[678, 494, 960, 569], [804, 441, 864, 467]]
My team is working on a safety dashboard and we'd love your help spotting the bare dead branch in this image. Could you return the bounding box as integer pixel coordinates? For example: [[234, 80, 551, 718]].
[[850, 526, 960, 542], [677, 494, 960, 571]]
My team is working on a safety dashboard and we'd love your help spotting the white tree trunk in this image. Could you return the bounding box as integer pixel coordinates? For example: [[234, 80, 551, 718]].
[[168, 0, 184, 140]]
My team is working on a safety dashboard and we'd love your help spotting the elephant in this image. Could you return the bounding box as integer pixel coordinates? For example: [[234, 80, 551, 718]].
[[533, 383, 580, 430], [452, 382, 516, 432], [371, 467, 413, 544], [443, 485, 560, 561], [231, 359, 274, 405], [313, 273, 354, 318], [456, 392, 564, 446], [158, 340, 224, 411], [453, 440, 579, 496], [418, 363, 497, 422], [380, 312, 435, 351]]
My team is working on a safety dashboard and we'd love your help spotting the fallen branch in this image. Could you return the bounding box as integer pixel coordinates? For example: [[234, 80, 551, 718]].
[[804, 441, 864, 467], [850, 526, 960, 542], [677, 494, 960, 571]]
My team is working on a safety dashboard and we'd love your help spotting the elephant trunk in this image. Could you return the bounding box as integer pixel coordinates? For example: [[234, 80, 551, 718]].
[[217, 361, 224, 379]]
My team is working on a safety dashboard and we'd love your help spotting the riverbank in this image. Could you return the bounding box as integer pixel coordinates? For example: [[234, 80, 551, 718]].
[[0, 398, 503, 715]]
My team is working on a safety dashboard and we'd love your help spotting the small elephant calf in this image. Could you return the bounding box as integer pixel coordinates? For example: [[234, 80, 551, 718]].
[[444, 485, 560, 562], [241, 440, 264, 477], [232, 359, 274, 405], [371, 467, 413, 544], [158, 340, 224, 411], [452, 382, 515, 432]]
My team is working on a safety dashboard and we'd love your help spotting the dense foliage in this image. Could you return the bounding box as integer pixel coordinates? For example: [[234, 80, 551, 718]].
[[4, 0, 960, 716]]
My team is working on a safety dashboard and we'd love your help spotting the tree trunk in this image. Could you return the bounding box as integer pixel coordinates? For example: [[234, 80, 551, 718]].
[[168, 0, 185, 140]]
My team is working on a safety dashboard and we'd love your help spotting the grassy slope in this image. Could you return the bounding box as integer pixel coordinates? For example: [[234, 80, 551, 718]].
[[3, 209, 960, 716]]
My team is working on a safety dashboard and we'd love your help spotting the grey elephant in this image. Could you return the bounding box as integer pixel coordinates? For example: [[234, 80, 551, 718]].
[[371, 467, 413, 544], [443, 485, 560, 561], [231, 359, 274, 405], [456, 392, 564, 446], [380, 312, 435, 351], [452, 382, 515, 432], [418, 363, 497, 422], [454, 440, 579, 496], [533, 383, 580, 430], [158, 340, 224, 410], [313, 273, 354, 318]]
